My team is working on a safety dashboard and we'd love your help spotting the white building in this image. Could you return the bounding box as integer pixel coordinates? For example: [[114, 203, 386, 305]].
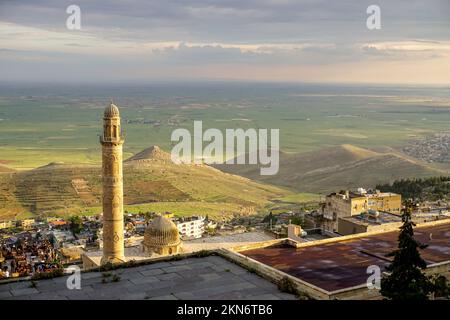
[[175, 216, 205, 239]]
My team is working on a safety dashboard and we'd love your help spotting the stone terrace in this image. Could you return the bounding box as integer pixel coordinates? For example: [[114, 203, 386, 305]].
[[0, 255, 296, 300]]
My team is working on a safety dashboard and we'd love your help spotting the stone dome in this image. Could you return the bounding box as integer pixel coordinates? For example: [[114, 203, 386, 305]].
[[144, 215, 181, 250], [104, 102, 120, 118]]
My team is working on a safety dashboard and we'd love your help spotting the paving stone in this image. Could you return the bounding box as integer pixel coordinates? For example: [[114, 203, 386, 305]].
[[204, 256, 226, 265], [156, 273, 183, 281], [148, 294, 178, 300], [34, 282, 64, 293], [250, 293, 281, 300], [129, 276, 159, 285], [5, 281, 31, 290], [0, 284, 12, 293], [169, 258, 195, 266], [60, 288, 94, 300], [172, 291, 195, 299], [124, 280, 166, 293], [10, 287, 40, 297], [27, 292, 67, 300], [274, 292, 298, 300], [163, 265, 192, 273], [242, 276, 278, 290], [176, 281, 257, 299], [117, 266, 148, 275], [87, 286, 125, 300], [51, 276, 69, 285], [198, 272, 222, 281], [140, 262, 172, 270], [81, 272, 103, 280], [116, 271, 145, 281], [139, 268, 165, 276], [119, 291, 149, 300], [90, 280, 130, 292], [2, 295, 31, 300], [0, 291, 12, 299], [181, 266, 216, 276], [145, 286, 180, 298], [181, 261, 215, 269], [78, 277, 105, 287]]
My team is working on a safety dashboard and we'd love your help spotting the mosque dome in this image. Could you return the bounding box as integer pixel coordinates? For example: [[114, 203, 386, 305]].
[[104, 102, 120, 118], [143, 215, 181, 254]]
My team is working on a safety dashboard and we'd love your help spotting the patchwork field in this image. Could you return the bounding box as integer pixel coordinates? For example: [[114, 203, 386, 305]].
[[1, 83, 450, 170]]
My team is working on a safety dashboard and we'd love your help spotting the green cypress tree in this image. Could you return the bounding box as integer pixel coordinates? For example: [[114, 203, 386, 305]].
[[380, 200, 434, 300]]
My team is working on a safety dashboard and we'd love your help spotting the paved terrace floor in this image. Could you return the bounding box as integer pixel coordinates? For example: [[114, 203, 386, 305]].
[[0, 255, 296, 300], [241, 222, 450, 292]]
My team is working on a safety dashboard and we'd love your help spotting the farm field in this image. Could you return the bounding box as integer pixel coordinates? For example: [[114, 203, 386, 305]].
[[1, 83, 450, 170]]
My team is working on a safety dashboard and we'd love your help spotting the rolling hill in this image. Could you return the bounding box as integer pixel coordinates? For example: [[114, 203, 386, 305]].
[[213, 144, 447, 194], [0, 146, 288, 220], [0, 164, 15, 173]]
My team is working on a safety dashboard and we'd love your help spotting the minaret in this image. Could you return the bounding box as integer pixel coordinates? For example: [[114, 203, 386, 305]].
[[100, 101, 125, 264]]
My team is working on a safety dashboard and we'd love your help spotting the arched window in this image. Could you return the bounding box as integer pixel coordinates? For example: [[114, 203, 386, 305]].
[[104, 125, 110, 139]]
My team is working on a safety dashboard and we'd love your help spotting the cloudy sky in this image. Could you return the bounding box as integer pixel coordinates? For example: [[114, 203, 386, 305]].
[[1, 0, 449, 84]]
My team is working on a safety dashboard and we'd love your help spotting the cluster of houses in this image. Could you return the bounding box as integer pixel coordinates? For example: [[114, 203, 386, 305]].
[[0, 212, 213, 270]]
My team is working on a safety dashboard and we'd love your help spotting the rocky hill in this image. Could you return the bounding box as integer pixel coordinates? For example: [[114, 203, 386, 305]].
[[213, 144, 447, 193], [0, 146, 287, 220]]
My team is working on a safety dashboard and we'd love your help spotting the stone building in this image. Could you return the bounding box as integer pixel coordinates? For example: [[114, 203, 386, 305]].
[[100, 102, 125, 264], [143, 215, 182, 255], [175, 216, 205, 239], [321, 189, 401, 233]]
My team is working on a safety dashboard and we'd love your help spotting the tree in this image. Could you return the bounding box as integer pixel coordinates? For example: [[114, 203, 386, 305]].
[[262, 211, 277, 228], [69, 216, 83, 237], [380, 200, 434, 300], [290, 216, 305, 228]]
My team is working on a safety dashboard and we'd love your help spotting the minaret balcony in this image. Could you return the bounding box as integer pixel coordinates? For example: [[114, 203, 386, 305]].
[[100, 136, 124, 144]]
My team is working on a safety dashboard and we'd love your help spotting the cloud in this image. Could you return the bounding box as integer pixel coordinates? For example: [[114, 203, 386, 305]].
[[0, 0, 449, 83]]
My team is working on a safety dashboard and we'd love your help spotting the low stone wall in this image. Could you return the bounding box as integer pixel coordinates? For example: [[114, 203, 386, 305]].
[[292, 219, 450, 249], [217, 248, 331, 300]]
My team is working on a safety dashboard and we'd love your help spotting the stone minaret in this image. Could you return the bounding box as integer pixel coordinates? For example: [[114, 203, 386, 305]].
[[100, 102, 125, 264]]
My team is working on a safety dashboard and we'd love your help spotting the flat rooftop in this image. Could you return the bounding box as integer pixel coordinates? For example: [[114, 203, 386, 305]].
[[342, 211, 402, 226], [241, 222, 450, 292], [0, 255, 296, 300]]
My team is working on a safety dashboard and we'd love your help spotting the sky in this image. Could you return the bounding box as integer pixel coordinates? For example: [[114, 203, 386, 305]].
[[0, 0, 449, 84]]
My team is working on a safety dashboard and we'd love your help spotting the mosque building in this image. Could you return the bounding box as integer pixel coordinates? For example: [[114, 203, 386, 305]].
[[143, 214, 182, 255]]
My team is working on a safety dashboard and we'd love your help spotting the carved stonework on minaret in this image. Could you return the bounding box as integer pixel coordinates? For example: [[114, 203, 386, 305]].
[[100, 102, 125, 265]]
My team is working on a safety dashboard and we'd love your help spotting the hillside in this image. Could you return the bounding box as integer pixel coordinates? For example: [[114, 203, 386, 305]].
[[0, 164, 15, 173], [213, 145, 446, 194], [126, 145, 171, 162], [0, 146, 288, 220]]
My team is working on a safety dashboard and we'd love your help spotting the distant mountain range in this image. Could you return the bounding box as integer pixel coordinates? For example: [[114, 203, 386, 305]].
[[213, 144, 448, 194]]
